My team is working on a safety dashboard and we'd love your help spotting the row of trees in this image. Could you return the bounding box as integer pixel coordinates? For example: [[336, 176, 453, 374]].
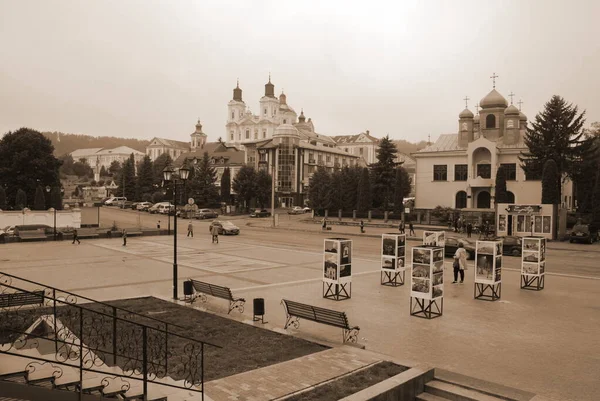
[[308, 136, 411, 213], [231, 166, 272, 209]]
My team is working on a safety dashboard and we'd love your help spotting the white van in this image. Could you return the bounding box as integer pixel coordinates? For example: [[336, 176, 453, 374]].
[[105, 197, 127, 206], [149, 202, 173, 214]]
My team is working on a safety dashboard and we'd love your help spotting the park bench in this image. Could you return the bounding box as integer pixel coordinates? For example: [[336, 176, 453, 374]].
[[187, 279, 245, 314], [281, 299, 360, 343], [0, 290, 45, 308], [18, 230, 48, 241]]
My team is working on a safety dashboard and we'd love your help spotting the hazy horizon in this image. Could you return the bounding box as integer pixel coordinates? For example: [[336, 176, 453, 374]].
[[1, 0, 599, 144]]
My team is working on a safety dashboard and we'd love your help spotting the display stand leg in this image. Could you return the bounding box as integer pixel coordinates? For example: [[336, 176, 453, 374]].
[[323, 281, 351, 301], [381, 270, 405, 286], [521, 274, 545, 291], [474, 282, 501, 301], [410, 297, 443, 319]]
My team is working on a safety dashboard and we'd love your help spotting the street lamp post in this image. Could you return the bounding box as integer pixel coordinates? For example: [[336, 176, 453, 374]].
[[163, 164, 190, 300], [45, 186, 56, 241]]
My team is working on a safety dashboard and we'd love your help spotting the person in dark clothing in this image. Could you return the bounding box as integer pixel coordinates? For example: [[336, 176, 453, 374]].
[[409, 222, 415, 236], [399, 221, 405, 234], [360, 220, 365, 233], [122, 229, 127, 247], [72, 229, 80, 244], [466, 223, 473, 238], [187, 221, 193, 237]]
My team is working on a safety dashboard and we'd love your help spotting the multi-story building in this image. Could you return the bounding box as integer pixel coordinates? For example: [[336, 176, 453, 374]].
[[70, 146, 145, 170], [413, 84, 573, 219], [146, 136, 190, 161], [331, 131, 380, 165]]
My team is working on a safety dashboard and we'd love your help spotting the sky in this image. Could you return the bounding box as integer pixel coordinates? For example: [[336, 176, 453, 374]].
[[1, 0, 599, 144]]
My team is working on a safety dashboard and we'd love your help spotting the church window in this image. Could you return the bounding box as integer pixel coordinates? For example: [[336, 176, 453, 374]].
[[264, 108, 267, 116], [454, 164, 468, 181], [507, 120, 514, 129], [238, 133, 241, 140], [254, 130, 258, 139], [262, 129, 266, 138], [501, 163, 517, 181], [486, 114, 496, 129], [455, 191, 467, 209], [433, 165, 447, 181], [230, 131, 234, 141], [359, 148, 364, 155], [232, 112, 234, 119], [476, 163, 491, 179], [283, 119, 287, 124], [245, 129, 250, 139]]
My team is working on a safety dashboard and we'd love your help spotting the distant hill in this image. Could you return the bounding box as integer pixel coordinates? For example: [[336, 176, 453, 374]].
[[43, 131, 150, 156], [393, 139, 429, 156]]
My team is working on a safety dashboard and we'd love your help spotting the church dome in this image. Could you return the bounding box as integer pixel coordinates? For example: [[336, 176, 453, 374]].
[[273, 123, 299, 138], [474, 114, 480, 123], [480, 89, 508, 108], [519, 111, 527, 121], [459, 108, 474, 118], [504, 104, 520, 116]]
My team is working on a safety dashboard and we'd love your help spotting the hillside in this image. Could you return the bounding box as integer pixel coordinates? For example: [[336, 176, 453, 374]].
[[393, 139, 428, 156], [43, 131, 150, 156]]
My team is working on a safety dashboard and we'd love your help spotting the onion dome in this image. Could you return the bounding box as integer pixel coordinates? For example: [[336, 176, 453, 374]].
[[233, 79, 242, 101], [474, 114, 480, 123], [480, 89, 508, 108], [519, 111, 527, 121], [265, 74, 275, 98], [459, 108, 474, 118], [298, 109, 306, 123], [504, 104, 520, 116], [279, 91, 287, 105]]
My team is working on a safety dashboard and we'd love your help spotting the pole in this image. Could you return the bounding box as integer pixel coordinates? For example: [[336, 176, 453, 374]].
[[53, 208, 56, 241], [271, 151, 276, 228], [173, 182, 178, 300], [97, 206, 100, 228]]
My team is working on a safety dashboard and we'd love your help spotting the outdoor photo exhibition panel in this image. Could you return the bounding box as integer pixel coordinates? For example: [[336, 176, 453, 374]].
[[410, 245, 444, 319], [521, 237, 546, 291], [423, 230, 446, 247], [381, 233, 406, 286], [474, 240, 502, 301], [323, 238, 352, 301]]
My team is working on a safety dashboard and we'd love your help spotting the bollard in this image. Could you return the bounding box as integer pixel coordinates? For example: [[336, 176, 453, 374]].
[[368, 210, 372, 222], [324, 209, 329, 218], [384, 211, 388, 223], [352, 210, 356, 221], [338, 209, 342, 221]]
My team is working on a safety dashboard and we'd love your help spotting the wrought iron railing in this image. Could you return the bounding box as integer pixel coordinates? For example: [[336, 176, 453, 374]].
[[0, 272, 221, 400]]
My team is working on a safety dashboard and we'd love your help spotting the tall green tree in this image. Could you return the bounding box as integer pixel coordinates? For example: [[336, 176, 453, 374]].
[[541, 159, 560, 204], [221, 167, 231, 203], [393, 167, 409, 214], [34, 185, 46, 210], [592, 166, 600, 223], [494, 165, 509, 204], [520, 95, 593, 201], [50, 187, 63, 210], [135, 155, 154, 201], [15, 189, 27, 210], [117, 154, 136, 200], [152, 153, 173, 186], [370, 135, 398, 209], [0, 187, 6, 209], [108, 160, 122, 176], [59, 154, 75, 175], [308, 167, 331, 212], [188, 153, 219, 207], [341, 166, 360, 212], [328, 170, 345, 212], [232, 165, 257, 210], [357, 167, 372, 212], [255, 169, 272, 208], [100, 165, 108, 177], [0, 128, 61, 209], [572, 123, 600, 212]]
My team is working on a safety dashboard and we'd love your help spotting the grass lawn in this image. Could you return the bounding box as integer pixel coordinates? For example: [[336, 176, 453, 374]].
[[284, 361, 408, 401]]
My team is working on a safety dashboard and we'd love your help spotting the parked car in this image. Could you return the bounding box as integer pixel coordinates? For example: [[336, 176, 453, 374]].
[[157, 204, 175, 215], [570, 223, 599, 244], [195, 209, 218, 219], [149, 202, 173, 214], [0, 225, 16, 242], [119, 200, 134, 209], [302, 207, 312, 213], [209, 220, 240, 235], [444, 237, 476, 259], [250, 209, 271, 218], [492, 236, 522, 256], [136, 202, 153, 211], [288, 206, 305, 215], [104, 196, 127, 206]]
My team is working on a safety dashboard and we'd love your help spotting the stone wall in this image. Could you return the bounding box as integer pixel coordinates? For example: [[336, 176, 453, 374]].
[[0, 209, 82, 229]]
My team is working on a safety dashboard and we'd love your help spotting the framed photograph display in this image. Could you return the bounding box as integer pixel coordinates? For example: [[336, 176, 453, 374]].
[[323, 238, 352, 300], [521, 237, 546, 291], [423, 231, 445, 247], [410, 245, 443, 319], [381, 233, 406, 286], [474, 240, 502, 301]]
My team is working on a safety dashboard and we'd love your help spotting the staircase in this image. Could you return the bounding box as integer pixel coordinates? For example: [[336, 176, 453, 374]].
[[416, 369, 535, 401]]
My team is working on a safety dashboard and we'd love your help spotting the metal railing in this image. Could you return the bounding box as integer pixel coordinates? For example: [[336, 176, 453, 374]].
[[0, 272, 221, 400]]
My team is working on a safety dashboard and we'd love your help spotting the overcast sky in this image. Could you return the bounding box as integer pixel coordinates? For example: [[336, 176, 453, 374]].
[[1, 0, 599, 144]]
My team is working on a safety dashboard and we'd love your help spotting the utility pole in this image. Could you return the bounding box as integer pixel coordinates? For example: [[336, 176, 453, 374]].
[[271, 149, 276, 228]]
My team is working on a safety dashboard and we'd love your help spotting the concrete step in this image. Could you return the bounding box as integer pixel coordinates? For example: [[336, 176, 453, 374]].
[[416, 392, 452, 401], [425, 380, 506, 401]]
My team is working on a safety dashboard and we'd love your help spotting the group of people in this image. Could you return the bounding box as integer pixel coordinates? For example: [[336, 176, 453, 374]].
[[450, 218, 492, 239], [187, 221, 220, 244], [71, 228, 128, 246]]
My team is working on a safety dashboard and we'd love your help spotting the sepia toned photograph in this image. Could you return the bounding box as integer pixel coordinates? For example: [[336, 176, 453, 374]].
[[340, 264, 351, 277], [324, 240, 338, 253], [495, 255, 502, 269], [523, 251, 539, 263], [412, 248, 431, 264], [412, 278, 430, 294], [382, 256, 395, 270], [496, 242, 502, 256], [412, 264, 430, 278], [433, 260, 444, 274], [433, 248, 444, 262], [523, 238, 539, 251], [397, 246, 405, 257], [398, 236, 406, 247], [540, 240, 546, 261], [324, 253, 338, 280], [498, 215, 506, 232], [494, 267, 501, 282], [382, 236, 396, 256], [476, 255, 494, 280], [477, 242, 495, 255], [540, 261, 545, 274], [397, 257, 405, 269], [432, 272, 444, 286], [522, 262, 539, 275], [432, 285, 443, 298], [340, 241, 351, 264], [423, 231, 437, 246]]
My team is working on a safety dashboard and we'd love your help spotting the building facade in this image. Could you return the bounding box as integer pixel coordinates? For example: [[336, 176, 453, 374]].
[[146, 137, 190, 161], [331, 131, 379, 165], [70, 146, 145, 170], [413, 86, 573, 212]]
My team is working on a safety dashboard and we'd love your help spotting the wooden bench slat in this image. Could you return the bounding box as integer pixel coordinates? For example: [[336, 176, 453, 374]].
[[0, 291, 44, 308]]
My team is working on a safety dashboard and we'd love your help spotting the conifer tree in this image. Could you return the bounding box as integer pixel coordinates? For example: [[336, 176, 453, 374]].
[[135, 155, 154, 201], [34, 185, 46, 210], [100, 165, 108, 177], [117, 154, 136, 201], [357, 167, 372, 212], [152, 153, 173, 186], [0, 187, 6, 209], [328, 170, 345, 212], [371, 135, 398, 209], [494, 165, 508, 204], [592, 166, 600, 224], [341, 166, 360, 212], [51, 187, 63, 210], [520, 95, 593, 200], [393, 167, 410, 214], [189, 152, 219, 207], [220, 167, 231, 203], [541, 159, 560, 204], [232, 165, 257, 210], [15, 189, 27, 210], [255, 169, 272, 208], [308, 167, 331, 213]]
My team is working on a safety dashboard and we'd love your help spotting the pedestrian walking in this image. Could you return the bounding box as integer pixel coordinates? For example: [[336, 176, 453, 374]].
[[452, 243, 468, 283], [399, 221, 405, 234], [322, 218, 327, 231], [122, 229, 127, 247], [72, 229, 80, 245], [157, 220, 161, 230], [408, 221, 415, 236], [211, 224, 220, 244], [466, 222, 472, 238], [360, 220, 365, 233], [187, 221, 193, 237]]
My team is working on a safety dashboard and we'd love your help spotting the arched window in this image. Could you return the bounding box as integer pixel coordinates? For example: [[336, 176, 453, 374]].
[[486, 114, 496, 129], [477, 191, 491, 209], [506, 191, 515, 203], [455, 191, 467, 209]]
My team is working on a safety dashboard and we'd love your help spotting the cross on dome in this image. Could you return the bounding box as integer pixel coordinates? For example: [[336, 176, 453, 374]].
[[508, 92, 515, 104], [490, 72, 499, 89], [475, 103, 479, 114], [463, 96, 470, 108], [518, 99, 524, 110]]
